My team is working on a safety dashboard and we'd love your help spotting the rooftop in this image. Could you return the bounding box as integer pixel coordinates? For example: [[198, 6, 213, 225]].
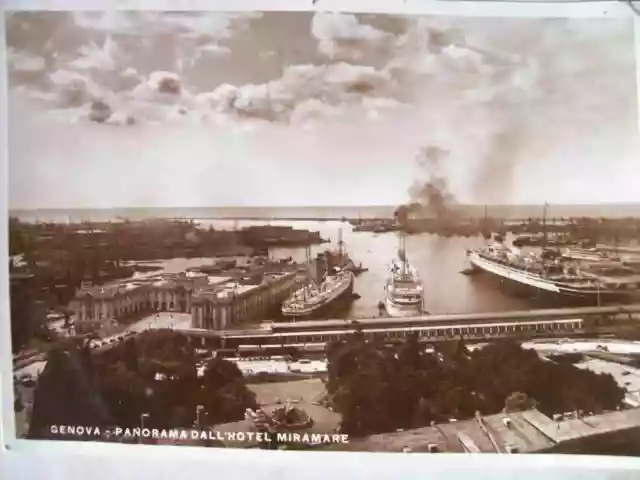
[[73, 270, 295, 301], [192, 272, 295, 303], [339, 408, 640, 453]]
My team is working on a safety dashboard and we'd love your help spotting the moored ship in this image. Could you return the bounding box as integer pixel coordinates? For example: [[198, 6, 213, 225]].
[[465, 241, 640, 303], [384, 235, 424, 317], [281, 269, 355, 319], [281, 231, 356, 319]]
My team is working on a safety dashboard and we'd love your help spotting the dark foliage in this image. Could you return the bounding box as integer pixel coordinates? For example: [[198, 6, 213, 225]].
[[28, 346, 112, 439], [91, 329, 258, 429], [28, 330, 257, 436], [327, 334, 625, 437]]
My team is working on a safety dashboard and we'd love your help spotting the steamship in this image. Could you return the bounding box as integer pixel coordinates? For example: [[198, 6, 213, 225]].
[[384, 234, 424, 317], [465, 242, 640, 303], [281, 231, 355, 319]]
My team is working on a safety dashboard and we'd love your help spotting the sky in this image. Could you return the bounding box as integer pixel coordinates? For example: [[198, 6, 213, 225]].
[[5, 11, 639, 209]]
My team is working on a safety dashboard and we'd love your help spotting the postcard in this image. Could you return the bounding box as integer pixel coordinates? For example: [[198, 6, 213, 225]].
[[5, 9, 640, 455]]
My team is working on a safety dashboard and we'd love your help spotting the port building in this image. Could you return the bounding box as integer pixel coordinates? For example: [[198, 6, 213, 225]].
[[69, 271, 298, 332]]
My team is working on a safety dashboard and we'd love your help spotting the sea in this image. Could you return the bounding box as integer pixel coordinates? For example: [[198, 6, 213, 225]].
[[9, 204, 640, 223], [10, 204, 640, 318]]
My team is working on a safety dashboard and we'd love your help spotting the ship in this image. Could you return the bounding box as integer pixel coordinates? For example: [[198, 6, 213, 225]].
[[321, 229, 368, 276], [353, 219, 398, 233], [239, 225, 326, 248], [384, 234, 424, 317], [465, 241, 640, 303], [281, 231, 356, 319]]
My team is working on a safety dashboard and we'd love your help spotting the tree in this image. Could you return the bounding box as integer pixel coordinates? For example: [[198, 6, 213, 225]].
[[504, 391, 537, 412], [88, 331, 257, 430], [29, 346, 112, 439], [325, 335, 625, 438]]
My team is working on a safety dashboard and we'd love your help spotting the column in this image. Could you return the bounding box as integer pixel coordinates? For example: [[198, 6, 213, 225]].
[[221, 307, 228, 329], [192, 306, 198, 328], [212, 305, 219, 330]]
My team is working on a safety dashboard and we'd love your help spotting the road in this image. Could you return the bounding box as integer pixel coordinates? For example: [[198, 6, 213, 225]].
[[232, 358, 327, 376], [523, 339, 640, 355]]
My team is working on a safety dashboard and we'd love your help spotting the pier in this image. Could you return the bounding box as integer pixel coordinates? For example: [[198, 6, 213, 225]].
[[167, 304, 640, 351]]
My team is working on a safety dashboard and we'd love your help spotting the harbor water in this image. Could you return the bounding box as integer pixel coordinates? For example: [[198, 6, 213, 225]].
[[199, 219, 533, 318]]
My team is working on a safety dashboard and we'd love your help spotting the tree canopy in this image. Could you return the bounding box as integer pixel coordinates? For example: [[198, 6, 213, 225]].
[[326, 334, 625, 437], [28, 330, 257, 437]]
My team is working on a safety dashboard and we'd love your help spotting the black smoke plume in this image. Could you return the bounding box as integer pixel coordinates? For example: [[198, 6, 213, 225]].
[[400, 146, 457, 221]]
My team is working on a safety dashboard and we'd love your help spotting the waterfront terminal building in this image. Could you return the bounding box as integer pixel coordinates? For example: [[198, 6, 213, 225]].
[[69, 270, 298, 332]]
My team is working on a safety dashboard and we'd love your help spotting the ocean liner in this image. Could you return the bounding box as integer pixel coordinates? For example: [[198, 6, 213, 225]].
[[384, 235, 424, 317], [281, 233, 355, 319], [465, 241, 640, 303]]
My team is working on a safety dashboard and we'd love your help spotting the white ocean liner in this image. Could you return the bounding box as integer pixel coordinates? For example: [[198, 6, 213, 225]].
[[384, 235, 424, 317], [466, 243, 640, 302]]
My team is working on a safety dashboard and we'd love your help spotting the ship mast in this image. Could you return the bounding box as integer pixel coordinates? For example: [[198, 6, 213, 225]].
[[542, 202, 549, 250], [304, 245, 312, 300]]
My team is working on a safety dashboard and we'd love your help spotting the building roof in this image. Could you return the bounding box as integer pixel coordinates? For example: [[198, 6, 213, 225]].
[[73, 270, 295, 302], [191, 271, 296, 304], [338, 408, 640, 453]]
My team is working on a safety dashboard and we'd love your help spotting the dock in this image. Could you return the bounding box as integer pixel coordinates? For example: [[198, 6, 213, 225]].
[[167, 304, 640, 351]]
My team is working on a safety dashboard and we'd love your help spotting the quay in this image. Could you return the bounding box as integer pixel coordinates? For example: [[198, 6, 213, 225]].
[[167, 304, 640, 352]]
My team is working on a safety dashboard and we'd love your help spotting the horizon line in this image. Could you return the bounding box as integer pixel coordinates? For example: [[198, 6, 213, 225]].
[[8, 202, 640, 212]]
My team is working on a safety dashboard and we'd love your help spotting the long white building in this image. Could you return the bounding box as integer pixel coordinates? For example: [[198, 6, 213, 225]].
[[69, 270, 298, 332]]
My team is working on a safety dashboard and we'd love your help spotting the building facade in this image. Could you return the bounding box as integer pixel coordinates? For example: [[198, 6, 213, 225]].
[[69, 272, 210, 332], [191, 272, 298, 330], [69, 270, 299, 333]]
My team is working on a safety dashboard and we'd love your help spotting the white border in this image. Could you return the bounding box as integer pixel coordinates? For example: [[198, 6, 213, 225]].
[[1, 1, 640, 479], [0, 0, 635, 18]]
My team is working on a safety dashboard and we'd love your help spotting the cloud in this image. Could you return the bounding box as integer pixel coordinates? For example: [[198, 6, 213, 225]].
[[311, 12, 393, 60], [196, 63, 398, 124], [66, 36, 120, 72], [7, 9, 636, 190], [383, 17, 637, 204], [191, 43, 232, 64], [7, 47, 46, 72], [47, 69, 104, 107]]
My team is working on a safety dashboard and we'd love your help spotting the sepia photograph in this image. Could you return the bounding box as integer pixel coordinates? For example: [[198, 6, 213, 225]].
[[5, 9, 640, 455]]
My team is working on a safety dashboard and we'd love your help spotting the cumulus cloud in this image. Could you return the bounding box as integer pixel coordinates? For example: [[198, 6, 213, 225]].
[[7, 9, 636, 186], [7, 47, 46, 72], [48, 69, 104, 107], [196, 63, 397, 124], [66, 36, 120, 72], [194, 43, 232, 59], [311, 12, 393, 60], [383, 17, 637, 204]]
